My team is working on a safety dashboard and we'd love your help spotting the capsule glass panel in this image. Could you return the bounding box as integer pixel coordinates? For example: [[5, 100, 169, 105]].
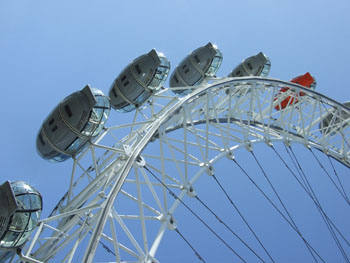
[[260, 55, 271, 77], [171, 43, 223, 96], [119, 103, 139, 113], [109, 50, 170, 112], [81, 88, 111, 137], [65, 137, 88, 154], [205, 46, 223, 77], [0, 182, 42, 248], [36, 86, 111, 162], [51, 152, 71, 162], [229, 52, 271, 78], [0, 249, 16, 262], [148, 53, 171, 89]]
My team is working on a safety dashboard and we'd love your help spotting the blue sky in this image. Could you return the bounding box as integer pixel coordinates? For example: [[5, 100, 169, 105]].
[[1, 0, 350, 262]]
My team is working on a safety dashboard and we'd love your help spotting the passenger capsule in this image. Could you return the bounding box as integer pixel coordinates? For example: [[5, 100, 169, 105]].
[[37, 85, 111, 162], [170, 42, 223, 96], [109, 49, 170, 112], [274, 72, 316, 111], [0, 249, 15, 262], [0, 181, 42, 249], [228, 52, 271, 77], [319, 102, 350, 135]]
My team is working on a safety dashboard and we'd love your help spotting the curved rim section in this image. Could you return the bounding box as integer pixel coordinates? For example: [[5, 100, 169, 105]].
[[83, 77, 350, 262], [24, 77, 350, 263]]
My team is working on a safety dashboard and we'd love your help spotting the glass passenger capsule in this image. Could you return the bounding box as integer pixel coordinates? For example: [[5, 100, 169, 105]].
[[0, 249, 16, 262], [109, 49, 170, 112], [36, 85, 111, 162], [0, 181, 42, 249], [169, 42, 223, 96], [228, 52, 271, 77], [319, 101, 350, 135]]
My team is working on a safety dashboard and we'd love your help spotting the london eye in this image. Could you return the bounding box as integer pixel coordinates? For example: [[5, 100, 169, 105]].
[[1, 41, 350, 262]]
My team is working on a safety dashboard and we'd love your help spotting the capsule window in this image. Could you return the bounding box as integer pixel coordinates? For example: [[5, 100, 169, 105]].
[[112, 88, 117, 98], [174, 75, 179, 83], [236, 70, 241, 76], [64, 105, 73, 118], [115, 101, 128, 109], [247, 63, 253, 71], [182, 64, 190, 74], [49, 118, 54, 126], [135, 64, 141, 75], [65, 137, 78, 151], [194, 55, 200, 64], [38, 133, 45, 145], [121, 75, 126, 82], [123, 80, 130, 87], [51, 125, 58, 132]]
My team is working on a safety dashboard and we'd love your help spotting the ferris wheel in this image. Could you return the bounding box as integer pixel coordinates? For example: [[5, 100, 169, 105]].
[[2, 43, 350, 263]]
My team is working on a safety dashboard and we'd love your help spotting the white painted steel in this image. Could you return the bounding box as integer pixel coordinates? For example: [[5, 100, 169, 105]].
[[20, 77, 350, 262]]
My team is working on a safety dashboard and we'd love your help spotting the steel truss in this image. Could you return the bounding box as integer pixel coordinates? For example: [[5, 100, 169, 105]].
[[18, 77, 350, 262]]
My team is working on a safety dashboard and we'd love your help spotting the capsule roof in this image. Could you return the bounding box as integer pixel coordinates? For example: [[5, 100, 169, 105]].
[[37, 85, 110, 162], [109, 49, 170, 112], [170, 42, 223, 95], [228, 52, 271, 77]]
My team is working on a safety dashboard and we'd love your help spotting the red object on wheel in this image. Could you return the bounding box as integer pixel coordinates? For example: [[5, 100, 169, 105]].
[[274, 72, 316, 110]]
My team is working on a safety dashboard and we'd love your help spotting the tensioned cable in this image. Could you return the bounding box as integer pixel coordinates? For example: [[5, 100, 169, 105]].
[[231, 155, 326, 262], [279, 145, 317, 201], [287, 146, 350, 262], [100, 242, 116, 256], [272, 144, 349, 261], [249, 150, 318, 263], [78, 216, 116, 257], [319, 101, 350, 150], [272, 144, 350, 253], [174, 227, 206, 263], [287, 146, 349, 262], [143, 165, 248, 262], [146, 164, 267, 260], [286, 146, 347, 231], [283, 145, 312, 194], [211, 174, 275, 263], [145, 162, 264, 261], [308, 148, 350, 205], [193, 194, 266, 262], [288, 146, 350, 253], [327, 154, 350, 203]]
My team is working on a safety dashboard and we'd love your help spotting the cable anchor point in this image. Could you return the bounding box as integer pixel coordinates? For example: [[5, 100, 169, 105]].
[[226, 150, 235, 161], [136, 155, 146, 167]]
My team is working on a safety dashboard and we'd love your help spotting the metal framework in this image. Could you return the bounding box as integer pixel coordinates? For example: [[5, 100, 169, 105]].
[[16, 77, 350, 262]]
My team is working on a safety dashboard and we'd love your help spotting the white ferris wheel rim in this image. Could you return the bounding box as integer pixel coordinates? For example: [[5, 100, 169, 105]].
[[22, 77, 350, 263]]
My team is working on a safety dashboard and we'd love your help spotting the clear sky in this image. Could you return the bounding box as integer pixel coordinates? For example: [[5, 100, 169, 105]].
[[1, 0, 350, 262]]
